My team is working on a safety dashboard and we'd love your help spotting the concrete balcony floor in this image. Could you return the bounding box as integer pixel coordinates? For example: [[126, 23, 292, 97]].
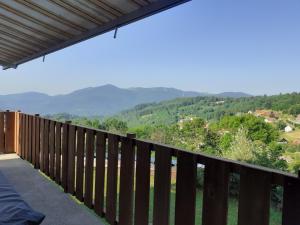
[[0, 154, 104, 225]]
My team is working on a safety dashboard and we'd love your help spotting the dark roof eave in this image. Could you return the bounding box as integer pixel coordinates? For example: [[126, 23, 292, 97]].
[[3, 0, 190, 70]]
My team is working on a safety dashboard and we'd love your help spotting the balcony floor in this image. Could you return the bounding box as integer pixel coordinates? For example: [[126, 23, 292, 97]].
[[0, 154, 104, 225]]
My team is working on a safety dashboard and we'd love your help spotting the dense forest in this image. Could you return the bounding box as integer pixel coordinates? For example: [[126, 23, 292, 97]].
[[114, 92, 300, 127]]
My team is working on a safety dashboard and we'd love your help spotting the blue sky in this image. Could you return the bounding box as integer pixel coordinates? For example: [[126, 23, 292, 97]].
[[1, 0, 300, 96]]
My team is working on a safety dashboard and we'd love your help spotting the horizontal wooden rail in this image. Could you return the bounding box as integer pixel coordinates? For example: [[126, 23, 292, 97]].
[[4, 111, 300, 225]]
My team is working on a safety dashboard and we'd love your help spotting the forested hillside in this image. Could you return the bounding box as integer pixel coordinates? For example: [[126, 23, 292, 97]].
[[115, 92, 300, 127]]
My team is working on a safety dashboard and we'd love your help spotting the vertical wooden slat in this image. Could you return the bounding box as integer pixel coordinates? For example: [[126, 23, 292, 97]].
[[119, 134, 136, 225], [84, 129, 95, 208], [49, 120, 55, 179], [75, 127, 84, 201], [32, 116, 36, 166], [25, 115, 29, 161], [4, 111, 16, 153], [67, 124, 76, 194], [282, 176, 300, 225], [39, 118, 44, 171], [153, 145, 172, 225], [94, 131, 106, 216], [61, 122, 69, 191], [21, 113, 26, 159], [175, 151, 197, 225], [28, 115, 32, 163], [23, 114, 27, 160], [55, 122, 62, 184], [16, 112, 21, 156], [106, 134, 119, 224], [17, 113, 22, 157], [43, 119, 49, 175], [35, 116, 40, 169], [134, 141, 151, 225], [202, 160, 229, 225], [0, 112, 5, 152], [237, 167, 271, 225]]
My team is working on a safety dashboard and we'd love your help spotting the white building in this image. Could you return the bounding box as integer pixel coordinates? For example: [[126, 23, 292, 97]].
[[285, 125, 293, 133]]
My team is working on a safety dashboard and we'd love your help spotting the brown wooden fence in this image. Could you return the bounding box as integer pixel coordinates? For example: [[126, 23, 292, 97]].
[[0, 110, 19, 154], [7, 112, 300, 225]]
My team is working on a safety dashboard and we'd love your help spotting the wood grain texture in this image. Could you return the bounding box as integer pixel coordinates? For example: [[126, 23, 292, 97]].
[[43, 119, 49, 175], [202, 160, 229, 225], [106, 134, 119, 224], [25, 115, 29, 161], [238, 167, 271, 225], [67, 124, 76, 194], [119, 136, 135, 225], [282, 177, 300, 225], [0, 112, 5, 153], [28, 115, 32, 163], [61, 123, 68, 191], [49, 120, 55, 179], [31, 116, 36, 166], [55, 122, 62, 184], [134, 141, 151, 225], [175, 151, 197, 225], [84, 129, 95, 208], [35, 116, 40, 169], [75, 127, 84, 201], [153, 145, 172, 225], [94, 131, 106, 216]]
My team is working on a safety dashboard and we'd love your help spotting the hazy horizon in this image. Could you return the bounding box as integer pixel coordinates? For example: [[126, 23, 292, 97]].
[[0, 83, 299, 97], [1, 0, 300, 96]]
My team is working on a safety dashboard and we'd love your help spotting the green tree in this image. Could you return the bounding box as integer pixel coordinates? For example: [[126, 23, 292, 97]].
[[103, 118, 128, 134], [289, 104, 300, 116], [223, 127, 256, 162]]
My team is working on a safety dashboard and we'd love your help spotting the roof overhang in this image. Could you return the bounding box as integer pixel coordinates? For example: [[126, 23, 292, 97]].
[[0, 0, 190, 70]]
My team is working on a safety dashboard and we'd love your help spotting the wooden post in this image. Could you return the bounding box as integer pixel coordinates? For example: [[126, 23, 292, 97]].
[[15, 111, 21, 155], [0, 111, 4, 153], [4, 110, 18, 154]]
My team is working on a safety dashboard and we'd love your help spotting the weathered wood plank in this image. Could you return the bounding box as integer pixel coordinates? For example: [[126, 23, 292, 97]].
[[119, 135, 136, 225], [84, 129, 95, 208], [43, 119, 49, 175], [94, 131, 106, 216], [134, 141, 151, 225], [31, 116, 36, 166], [75, 127, 84, 201], [61, 122, 69, 191], [106, 134, 119, 224], [238, 167, 271, 225], [21, 114, 26, 159], [67, 124, 76, 194], [0, 112, 5, 153], [28, 115, 32, 163], [175, 151, 197, 225], [35, 116, 40, 169], [25, 115, 29, 161], [39, 119, 44, 171], [4, 112, 16, 154], [202, 160, 229, 225], [55, 122, 62, 184], [282, 176, 300, 225], [49, 120, 55, 179], [153, 145, 172, 225]]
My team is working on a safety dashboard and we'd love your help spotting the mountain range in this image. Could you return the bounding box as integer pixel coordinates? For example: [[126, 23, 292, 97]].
[[0, 84, 251, 116]]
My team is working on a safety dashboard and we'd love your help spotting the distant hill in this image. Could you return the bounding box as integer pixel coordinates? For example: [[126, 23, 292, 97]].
[[0, 84, 251, 116], [115, 92, 300, 127]]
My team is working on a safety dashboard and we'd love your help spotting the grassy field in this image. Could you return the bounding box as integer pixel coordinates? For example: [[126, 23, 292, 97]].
[[95, 172, 282, 225], [282, 128, 300, 142]]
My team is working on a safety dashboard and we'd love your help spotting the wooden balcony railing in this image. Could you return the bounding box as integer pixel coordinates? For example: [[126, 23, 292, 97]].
[[1, 111, 300, 225]]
